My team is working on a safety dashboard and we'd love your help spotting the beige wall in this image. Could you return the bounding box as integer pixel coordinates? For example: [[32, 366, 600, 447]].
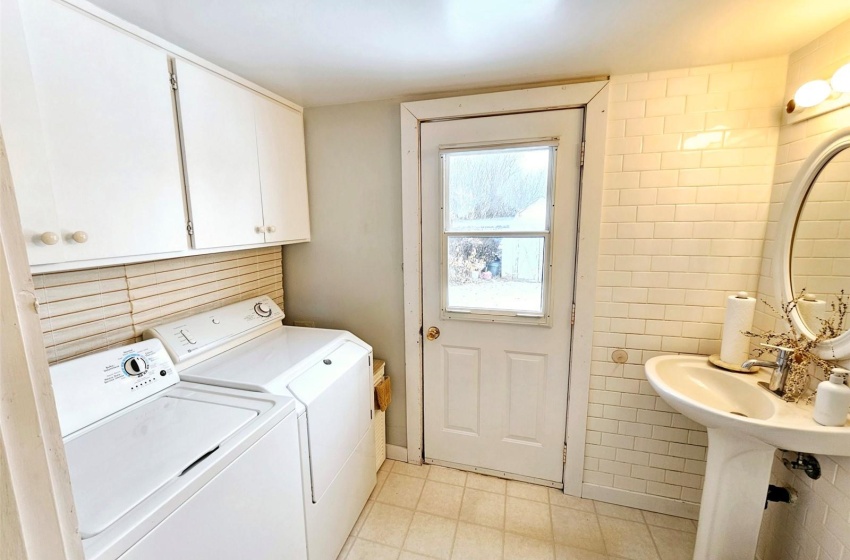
[[283, 100, 408, 447], [754, 19, 850, 560], [34, 247, 284, 364], [586, 57, 786, 509]]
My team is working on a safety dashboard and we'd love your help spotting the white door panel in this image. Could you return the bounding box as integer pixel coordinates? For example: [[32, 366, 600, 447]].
[[504, 351, 547, 444], [175, 60, 264, 249], [422, 109, 582, 484], [441, 345, 480, 435], [17, 0, 186, 262], [254, 95, 311, 243]]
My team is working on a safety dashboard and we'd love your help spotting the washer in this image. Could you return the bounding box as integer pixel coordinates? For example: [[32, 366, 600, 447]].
[[50, 339, 307, 560], [144, 296, 376, 560]]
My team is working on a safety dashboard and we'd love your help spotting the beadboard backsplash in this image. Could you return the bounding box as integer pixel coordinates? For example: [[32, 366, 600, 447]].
[[34, 247, 284, 364]]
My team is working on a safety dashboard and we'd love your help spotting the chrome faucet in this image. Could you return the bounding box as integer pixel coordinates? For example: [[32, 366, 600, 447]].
[[742, 344, 795, 397]]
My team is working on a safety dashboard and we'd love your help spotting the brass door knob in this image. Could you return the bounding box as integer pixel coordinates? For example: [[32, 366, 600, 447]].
[[426, 326, 440, 341]]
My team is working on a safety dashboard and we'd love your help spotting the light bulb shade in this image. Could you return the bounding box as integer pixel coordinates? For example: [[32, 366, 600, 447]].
[[831, 63, 850, 93], [794, 80, 831, 108]]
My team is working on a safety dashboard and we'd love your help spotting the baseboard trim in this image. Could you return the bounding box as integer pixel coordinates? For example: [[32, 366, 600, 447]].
[[582, 483, 700, 520], [425, 458, 562, 489], [386, 444, 408, 462]]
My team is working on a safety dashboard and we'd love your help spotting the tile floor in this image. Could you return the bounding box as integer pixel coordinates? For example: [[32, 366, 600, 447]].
[[337, 460, 697, 560]]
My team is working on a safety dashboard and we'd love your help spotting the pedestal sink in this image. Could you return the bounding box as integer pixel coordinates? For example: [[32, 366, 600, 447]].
[[645, 355, 850, 560]]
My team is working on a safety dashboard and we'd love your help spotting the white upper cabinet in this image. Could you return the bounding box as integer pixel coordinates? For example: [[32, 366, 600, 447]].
[[176, 60, 310, 249], [175, 60, 266, 250], [7, 0, 187, 265], [2, 0, 309, 270], [254, 96, 311, 244]]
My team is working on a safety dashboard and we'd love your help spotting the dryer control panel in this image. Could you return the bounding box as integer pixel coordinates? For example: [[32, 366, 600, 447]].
[[50, 339, 179, 437], [143, 296, 284, 366]]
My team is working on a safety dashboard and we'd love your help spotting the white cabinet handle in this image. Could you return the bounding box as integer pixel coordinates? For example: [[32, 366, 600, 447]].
[[266, 225, 276, 233], [40, 231, 60, 245], [255, 226, 265, 234], [71, 231, 88, 243]]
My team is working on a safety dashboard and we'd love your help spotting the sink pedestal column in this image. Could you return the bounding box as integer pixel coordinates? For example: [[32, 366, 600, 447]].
[[693, 428, 774, 560]]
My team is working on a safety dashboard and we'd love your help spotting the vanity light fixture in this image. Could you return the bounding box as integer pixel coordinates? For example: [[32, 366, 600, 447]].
[[788, 80, 831, 112], [786, 62, 850, 115], [831, 62, 850, 93]]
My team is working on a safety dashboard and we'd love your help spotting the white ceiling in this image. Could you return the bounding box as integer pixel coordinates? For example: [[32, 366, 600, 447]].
[[87, 0, 850, 107]]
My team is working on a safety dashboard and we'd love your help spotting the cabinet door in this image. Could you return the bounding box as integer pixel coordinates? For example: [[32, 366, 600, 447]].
[[18, 0, 187, 262], [254, 96, 311, 243], [175, 60, 265, 249], [1, 0, 64, 265]]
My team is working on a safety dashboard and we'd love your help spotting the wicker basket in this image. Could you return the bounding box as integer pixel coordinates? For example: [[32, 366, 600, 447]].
[[373, 360, 387, 471]]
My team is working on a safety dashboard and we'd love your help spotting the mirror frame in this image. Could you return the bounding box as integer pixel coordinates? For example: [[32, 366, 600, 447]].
[[774, 126, 850, 360]]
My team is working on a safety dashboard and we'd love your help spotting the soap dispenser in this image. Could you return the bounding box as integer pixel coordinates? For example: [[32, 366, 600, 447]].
[[813, 368, 850, 427]]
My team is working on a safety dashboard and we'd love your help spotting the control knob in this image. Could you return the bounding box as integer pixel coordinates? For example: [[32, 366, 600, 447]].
[[254, 301, 273, 317], [122, 355, 148, 377]]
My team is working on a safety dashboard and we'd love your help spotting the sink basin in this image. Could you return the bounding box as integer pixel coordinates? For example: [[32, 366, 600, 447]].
[[645, 355, 850, 560], [650, 356, 775, 421], [646, 355, 850, 455]]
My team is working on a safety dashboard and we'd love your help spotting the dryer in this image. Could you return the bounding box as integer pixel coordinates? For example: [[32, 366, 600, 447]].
[[144, 296, 376, 560], [50, 339, 307, 560]]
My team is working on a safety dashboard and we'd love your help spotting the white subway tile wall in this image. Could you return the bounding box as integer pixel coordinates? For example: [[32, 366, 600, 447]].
[[35, 247, 284, 364], [754, 19, 850, 560], [589, 56, 786, 505]]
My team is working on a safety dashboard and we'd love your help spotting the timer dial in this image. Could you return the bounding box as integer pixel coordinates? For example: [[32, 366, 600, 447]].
[[122, 355, 148, 377], [254, 301, 273, 317]]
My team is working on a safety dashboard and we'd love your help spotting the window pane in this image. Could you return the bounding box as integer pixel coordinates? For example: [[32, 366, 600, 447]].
[[445, 146, 552, 232], [447, 236, 545, 314]]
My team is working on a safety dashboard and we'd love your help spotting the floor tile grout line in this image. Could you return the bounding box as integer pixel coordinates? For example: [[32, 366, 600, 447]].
[[646, 525, 665, 560], [546, 490, 556, 554], [498, 500, 506, 560], [502, 482, 508, 537], [401, 463, 425, 557], [593, 506, 610, 557], [460, 481, 468, 528], [447, 482, 467, 560]]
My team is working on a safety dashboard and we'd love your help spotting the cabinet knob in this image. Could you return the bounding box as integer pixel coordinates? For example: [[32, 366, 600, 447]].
[[40, 231, 60, 245], [71, 231, 88, 243], [266, 225, 276, 233], [255, 226, 265, 234]]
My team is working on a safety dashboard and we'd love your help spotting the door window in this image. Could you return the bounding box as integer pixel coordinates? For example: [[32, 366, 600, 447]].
[[441, 142, 557, 324]]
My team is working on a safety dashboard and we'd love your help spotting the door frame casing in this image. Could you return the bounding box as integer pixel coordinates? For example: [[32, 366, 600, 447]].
[[400, 81, 609, 496]]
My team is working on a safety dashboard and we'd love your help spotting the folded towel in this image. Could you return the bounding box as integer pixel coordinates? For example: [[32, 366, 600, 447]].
[[375, 375, 392, 412]]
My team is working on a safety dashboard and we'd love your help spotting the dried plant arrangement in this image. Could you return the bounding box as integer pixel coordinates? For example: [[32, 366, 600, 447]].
[[743, 290, 848, 402]]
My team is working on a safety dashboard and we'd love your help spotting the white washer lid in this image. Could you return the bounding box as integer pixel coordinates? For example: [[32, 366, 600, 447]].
[[64, 394, 256, 538], [178, 326, 348, 396]]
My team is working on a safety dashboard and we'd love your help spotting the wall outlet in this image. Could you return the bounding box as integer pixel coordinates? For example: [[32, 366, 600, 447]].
[[293, 320, 316, 328]]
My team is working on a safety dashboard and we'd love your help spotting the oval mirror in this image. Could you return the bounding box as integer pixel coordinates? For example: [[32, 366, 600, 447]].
[[790, 148, 850, 333], [776, 128, 850, 359]]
